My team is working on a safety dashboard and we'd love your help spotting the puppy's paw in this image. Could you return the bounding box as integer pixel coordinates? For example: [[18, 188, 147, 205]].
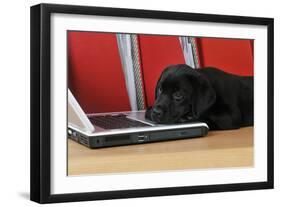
[[178, 116, 197, 123]]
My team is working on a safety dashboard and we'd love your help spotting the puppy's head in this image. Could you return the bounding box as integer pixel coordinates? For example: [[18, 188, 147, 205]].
[[146, 64, 216, 124]]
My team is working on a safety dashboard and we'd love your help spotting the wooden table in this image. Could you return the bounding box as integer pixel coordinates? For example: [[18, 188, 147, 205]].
[[68, 127, 253, 175]]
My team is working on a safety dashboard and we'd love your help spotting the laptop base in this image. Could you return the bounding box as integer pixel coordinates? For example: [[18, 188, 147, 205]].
[[68, 126, 208, 149]]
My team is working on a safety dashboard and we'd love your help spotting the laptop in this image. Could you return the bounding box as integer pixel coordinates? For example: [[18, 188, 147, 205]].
[[68, 89, 209, 148]]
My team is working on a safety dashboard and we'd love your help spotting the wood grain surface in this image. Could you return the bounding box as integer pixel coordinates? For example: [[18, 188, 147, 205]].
[[68, 127, 253, 175]]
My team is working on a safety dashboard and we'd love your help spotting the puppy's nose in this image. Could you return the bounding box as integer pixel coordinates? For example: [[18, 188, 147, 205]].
[[152, 106, 163, 118]]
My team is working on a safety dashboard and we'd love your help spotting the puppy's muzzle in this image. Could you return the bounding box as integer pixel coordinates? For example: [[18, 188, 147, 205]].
[[152, 106, 164, 118], [151, 105, 167, 122]]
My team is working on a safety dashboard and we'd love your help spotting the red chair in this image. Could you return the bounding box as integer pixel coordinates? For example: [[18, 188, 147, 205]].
[[195, 38, 254, 76], [68, 32, 131, 114]]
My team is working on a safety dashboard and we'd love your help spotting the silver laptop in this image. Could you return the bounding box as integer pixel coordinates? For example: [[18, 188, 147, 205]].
[[68, 89, 209, 148]]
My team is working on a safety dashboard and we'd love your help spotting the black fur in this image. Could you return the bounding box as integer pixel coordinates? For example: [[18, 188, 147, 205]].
[[145, 64, 253, 130]]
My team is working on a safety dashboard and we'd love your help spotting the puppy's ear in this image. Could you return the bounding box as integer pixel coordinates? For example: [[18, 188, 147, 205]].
[[189, 72, 216, 118]]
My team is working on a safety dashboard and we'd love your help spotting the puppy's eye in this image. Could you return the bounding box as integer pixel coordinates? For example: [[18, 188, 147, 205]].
[[158, 87, 162, 93], [173, 92, 183, 101]]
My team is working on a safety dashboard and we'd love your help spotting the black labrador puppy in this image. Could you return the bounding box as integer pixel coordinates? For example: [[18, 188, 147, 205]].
[[145, 64, 253, 130]]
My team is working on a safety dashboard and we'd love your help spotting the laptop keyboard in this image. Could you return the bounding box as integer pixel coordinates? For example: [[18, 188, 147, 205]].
[[89, 114, 151, 130]]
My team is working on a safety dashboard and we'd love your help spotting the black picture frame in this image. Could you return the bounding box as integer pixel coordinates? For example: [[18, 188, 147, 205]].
[[30, 3, 274, 204]]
